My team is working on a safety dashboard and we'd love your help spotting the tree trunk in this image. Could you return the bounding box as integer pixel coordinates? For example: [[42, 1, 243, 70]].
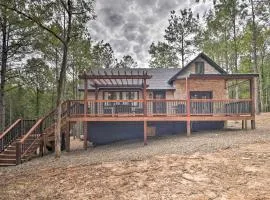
[[224, 29, 229, 73], [232, 6, 239, 100], [181, 36, 184, 68], [54, 44, 67, 158], [36, 87, 40, 117], [251, 0, 261, 114], [0, 11, 8, 131], [54, 0, 72, 158], [260, 49, 265, 112]]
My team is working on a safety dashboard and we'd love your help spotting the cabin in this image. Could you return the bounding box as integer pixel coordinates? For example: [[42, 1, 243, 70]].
[[73, 52, 258, 146], [0, 52, 258, 166]]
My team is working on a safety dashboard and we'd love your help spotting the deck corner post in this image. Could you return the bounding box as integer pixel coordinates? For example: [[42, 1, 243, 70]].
[[244, 120, 248, 130], [187, 121, 191, 137], [143, 78, 147, 116], [43, 133, 48, 155], [224, 121, 228, 129], [144, 120, 147, 145], [83, 122, 88, 150], [186, 77, 191, 137], [65, 123, 71, 152], [251, 120, 256, 129], [39, 138, 44, 157], [16, 142, 21, 165]]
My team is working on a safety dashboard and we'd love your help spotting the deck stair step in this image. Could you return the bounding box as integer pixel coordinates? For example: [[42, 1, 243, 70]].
[[2, 150, 16, 155], [0, 158, 16, 164], [0, 163, 16, 167], [0, 154, 16, 159]]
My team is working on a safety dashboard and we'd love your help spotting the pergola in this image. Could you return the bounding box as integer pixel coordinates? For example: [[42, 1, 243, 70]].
[[78, 69, 152, 107], [78, 69, 152, 148], [79, 69, 152, 89]]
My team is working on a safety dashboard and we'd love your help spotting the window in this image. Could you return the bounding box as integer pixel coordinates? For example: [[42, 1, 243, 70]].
[[103, 91, 139, 106], [195, 62, 205, 74]]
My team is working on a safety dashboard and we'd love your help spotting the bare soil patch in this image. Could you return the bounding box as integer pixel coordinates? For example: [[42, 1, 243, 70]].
[[0, 113, 270, 199]]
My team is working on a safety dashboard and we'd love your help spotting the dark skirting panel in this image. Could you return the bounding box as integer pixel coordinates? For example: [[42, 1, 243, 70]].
[[191, 121, 225, 132], [88, 121, 225, 145], [88, 122, 144, 145]]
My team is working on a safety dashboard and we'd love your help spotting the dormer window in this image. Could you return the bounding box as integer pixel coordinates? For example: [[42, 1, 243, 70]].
[[195, 62, 205, 74]]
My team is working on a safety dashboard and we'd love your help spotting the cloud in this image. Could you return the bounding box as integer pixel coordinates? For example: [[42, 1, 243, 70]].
[[100, 8, 125, 28], [88, 0, 210, 67]]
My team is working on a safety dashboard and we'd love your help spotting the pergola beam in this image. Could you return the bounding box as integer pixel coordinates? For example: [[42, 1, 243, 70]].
[[89, 84, 149, 89], [79, 69, 152, 89], [79, 75, 152, 79]]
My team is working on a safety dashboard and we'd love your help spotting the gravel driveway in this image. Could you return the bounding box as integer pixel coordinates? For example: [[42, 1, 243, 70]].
[[1, 114, 270, 174]]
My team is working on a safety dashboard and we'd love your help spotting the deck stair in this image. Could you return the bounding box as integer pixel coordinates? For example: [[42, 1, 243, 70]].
[[0, 101, 71, 166], [0, 119, 36, 166]]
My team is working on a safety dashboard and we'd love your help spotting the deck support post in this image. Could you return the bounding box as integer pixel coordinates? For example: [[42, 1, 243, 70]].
[[143, 76, 148, 145], [95, 87, 98, 116], [242, 120, 248, 130], [251, 120, 256, 129], [65, 122, 70, 152], [43, 133, 48, 155], [83, 122, 88, 150], [143, 78, 147, 116], [250, 77, 256, 130], [224, 121, 228, 129], [16, 142, 21, 165], [83, 73, 88, 150], [144, 120, 147, 145], [39, 138, 44, 157], [186, 77, 191, 136]]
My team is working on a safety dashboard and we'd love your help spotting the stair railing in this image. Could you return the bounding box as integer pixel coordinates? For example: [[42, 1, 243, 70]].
[[0, 119, 21, 153], [0, 119, 36, 153], [16, 101, 70, 164]]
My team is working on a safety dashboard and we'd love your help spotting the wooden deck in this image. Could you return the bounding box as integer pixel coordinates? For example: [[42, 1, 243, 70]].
[[68, 115, 254, 122], [66, 99, 254, 122], [63, 98, 255, 147]]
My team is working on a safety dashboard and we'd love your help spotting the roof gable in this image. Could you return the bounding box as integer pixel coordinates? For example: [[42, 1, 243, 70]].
[[168, 52, 227, 84]]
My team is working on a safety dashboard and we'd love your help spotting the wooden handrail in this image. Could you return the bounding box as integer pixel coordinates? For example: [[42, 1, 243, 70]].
[[146, 99, 186, 102], [69, 99, 252, 103], [190, 99, 252, 102], [96, 99, 144, 103], [0, 119, 21, 139], [20, 119, 43, 143], [20, 100, 71, 144], [21, 136, 41, 158]]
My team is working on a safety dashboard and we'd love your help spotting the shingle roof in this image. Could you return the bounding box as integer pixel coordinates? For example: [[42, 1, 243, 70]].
[[79, 53, 227, 91], [79, 68, 180, 90]]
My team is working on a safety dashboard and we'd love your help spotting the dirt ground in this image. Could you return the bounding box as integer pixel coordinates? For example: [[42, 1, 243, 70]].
[[1, 114, 270, 200]]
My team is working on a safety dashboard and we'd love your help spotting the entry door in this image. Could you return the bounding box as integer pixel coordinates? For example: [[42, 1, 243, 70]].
[[190, 91, 213, 114], [153, 91, 166, 114]]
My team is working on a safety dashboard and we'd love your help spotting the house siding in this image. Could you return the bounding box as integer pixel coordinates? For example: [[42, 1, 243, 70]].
[[176, 57, 221, 79]]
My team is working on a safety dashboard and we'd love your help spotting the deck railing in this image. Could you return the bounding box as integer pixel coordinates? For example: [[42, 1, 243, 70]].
[[0, 119, 35, 153], [16, 101, 70, 163], [67, 99, 252, 117], [190, 99, 252, 115]]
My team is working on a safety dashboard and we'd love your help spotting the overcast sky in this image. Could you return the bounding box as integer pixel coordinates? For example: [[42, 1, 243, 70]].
[[88, 0, 211, 68]]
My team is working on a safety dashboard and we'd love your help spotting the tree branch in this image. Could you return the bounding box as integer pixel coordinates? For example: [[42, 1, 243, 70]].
[[0, 3, 65, 44]]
